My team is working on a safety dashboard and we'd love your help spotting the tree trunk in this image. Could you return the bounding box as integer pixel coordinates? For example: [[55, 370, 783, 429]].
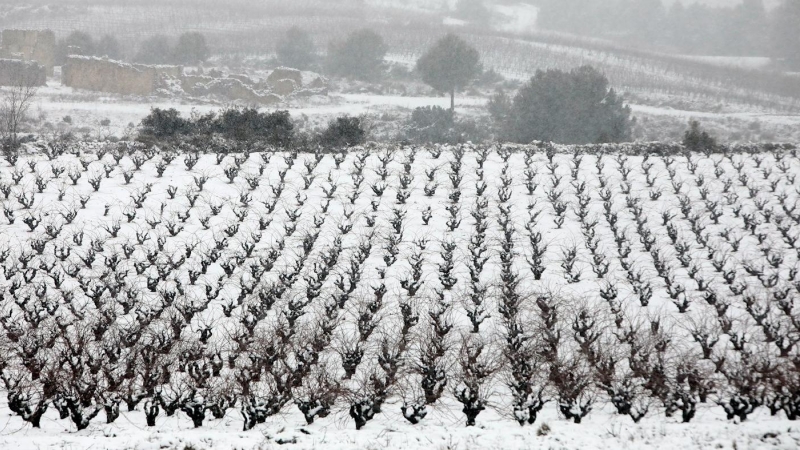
[[450, 89, 455, 112]]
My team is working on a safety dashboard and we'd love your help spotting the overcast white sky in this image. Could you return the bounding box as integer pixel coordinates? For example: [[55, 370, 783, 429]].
[[666, 0, 780, 7]]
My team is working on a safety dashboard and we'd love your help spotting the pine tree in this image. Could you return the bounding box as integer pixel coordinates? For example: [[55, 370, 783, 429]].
[[500, 66, 633, 144], [683, 120, 717, 152], [326, 29, 387, 81], [276, 27, 316, 70], [173, 32, 210, 65], [416, 34, 482, 112]]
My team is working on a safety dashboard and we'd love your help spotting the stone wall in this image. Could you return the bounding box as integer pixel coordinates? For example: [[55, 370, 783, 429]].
[[0, 59, 46, 86], [62, 56, 182, 96], [63, 56, 156, 96], [0, 30, 56, 76]]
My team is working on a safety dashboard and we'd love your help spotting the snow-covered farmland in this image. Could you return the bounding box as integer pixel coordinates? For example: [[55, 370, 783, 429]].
[[2, 143, 800, 449]]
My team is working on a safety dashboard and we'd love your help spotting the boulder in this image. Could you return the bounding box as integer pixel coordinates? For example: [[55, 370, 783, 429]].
[[270, 78, 296, 96], [267, 67, 302, 87]]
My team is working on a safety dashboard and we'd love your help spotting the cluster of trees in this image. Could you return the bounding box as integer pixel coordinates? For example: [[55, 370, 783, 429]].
[[55, 31, 122, 65], [411, 34, 634, 145], [275, 27, 390, 82], [55, 31, 210, 66], [142, 30, 635, 147], [135, 32, 210, 65], [536, 0, 800, 65], [139, 107, 368, 150], [274, 30, 634, 146]]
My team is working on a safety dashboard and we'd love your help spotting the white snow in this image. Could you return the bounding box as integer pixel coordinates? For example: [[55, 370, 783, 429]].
[[1, 145, 800, 449]]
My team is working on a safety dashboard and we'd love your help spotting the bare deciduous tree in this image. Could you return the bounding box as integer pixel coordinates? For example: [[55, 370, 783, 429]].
[[1, 69, 38, 152]]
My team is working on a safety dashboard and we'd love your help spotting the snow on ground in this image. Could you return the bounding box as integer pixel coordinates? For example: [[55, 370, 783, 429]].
[[28, 79, 800, 142], [673, 56, 774, 71], [29, 81, 490, 137], [2, 404, 800, 449], [443, 17, 468, 27], [2, 145, 800, 449], [491, 3, 539, 34], [629, 104, 800, 126]]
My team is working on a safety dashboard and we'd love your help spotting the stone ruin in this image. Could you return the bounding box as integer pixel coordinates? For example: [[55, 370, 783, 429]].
[[61, 55, 328, 104], [62, 56, 182, 96], [180, 66, 328, 104], [0, 59, 46, 87], [0, 29, 56, 76], [181, 75, 281, 105]]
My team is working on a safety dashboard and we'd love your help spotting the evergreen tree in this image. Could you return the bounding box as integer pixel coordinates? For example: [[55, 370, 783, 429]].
[[276, 27, 316, 70], [499, 66, 633, 144], [173, 32, 210, 65], [56, 31, 95, 65], [416, 34, 482, 111], [326, 29, 387, 81], [320, 116, 367, 148], [683, 120, 717, 152], [135, 35, 173, 65], [96, 35, 122, 60]]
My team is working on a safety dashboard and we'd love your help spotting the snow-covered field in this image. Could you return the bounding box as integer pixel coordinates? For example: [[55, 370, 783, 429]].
[[27, 79, 800, 144], [2, 143, 800, 449], [673, 56, 774, 71]]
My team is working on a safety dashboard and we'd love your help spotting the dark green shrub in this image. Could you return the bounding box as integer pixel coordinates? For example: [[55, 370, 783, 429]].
[[406, 106, 455, 144], [319, 116, 366, 148], [140, 108, 192, 139], [216, 108, 294, 145], [404, 106, 487, 144], [683, 120, 718, 152]]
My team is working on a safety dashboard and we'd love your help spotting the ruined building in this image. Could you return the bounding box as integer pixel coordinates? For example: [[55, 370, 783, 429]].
[[62, 55, 327, 104], [0, 29, 56, 76], [62, 56, 182, 96], [0, 59, 46, 86]]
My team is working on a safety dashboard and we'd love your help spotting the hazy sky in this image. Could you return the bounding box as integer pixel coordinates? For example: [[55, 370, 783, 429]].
[[666, 0, 780, 7]]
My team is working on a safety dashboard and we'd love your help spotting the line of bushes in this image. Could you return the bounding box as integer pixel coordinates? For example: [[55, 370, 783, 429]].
[[138, 107, 368, 151]]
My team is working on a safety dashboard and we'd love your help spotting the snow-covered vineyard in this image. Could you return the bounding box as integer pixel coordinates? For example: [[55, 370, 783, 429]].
[[2, 143, 800, 449]]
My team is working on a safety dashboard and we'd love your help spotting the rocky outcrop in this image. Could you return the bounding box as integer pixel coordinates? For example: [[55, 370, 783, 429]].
[[267, 67, 302, 86], [188, 77, 280, 105]]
